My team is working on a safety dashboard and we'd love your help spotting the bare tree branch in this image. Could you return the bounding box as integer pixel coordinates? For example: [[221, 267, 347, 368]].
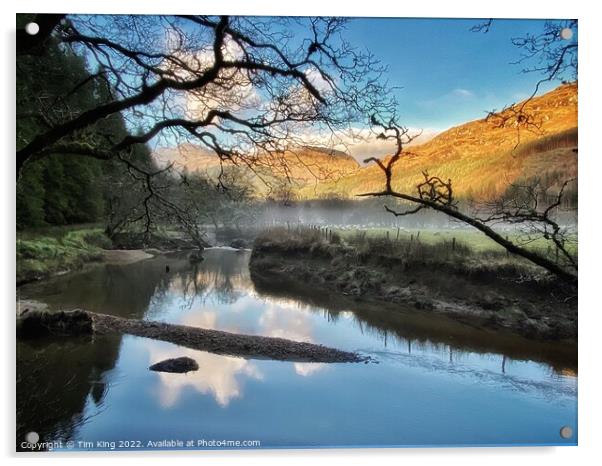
[[17, 15, 395, 179], [360, 116, 577, 284]]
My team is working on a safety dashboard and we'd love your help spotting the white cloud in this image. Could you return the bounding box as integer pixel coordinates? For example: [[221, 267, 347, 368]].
[[258, 305, 314, 343], [452, 88, 475, 98], [418, 88, 477, 110], [293, 362, 326, 377], [147, 343, 263, 408]]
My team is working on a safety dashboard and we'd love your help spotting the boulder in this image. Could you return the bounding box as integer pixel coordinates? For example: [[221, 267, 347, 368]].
[[149, 356, 199, 373]]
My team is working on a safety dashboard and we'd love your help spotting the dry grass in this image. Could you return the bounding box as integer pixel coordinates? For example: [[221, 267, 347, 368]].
[[513, 127, 577, 158], [254, 226, 543, 279]]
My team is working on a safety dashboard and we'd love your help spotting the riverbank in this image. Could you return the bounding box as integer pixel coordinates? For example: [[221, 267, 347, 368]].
[[250, 228, 577, 341], [16, 227, 190, 285], [16, 227, 111, 285]]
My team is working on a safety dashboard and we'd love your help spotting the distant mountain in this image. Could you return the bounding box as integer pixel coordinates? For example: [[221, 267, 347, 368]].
[[153, 143, 361, 194], [303, 83, 578, 200], [154, 83, 577, 201]]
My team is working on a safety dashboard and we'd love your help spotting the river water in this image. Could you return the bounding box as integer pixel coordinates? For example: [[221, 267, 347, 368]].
[[17, 248, 577, 450]]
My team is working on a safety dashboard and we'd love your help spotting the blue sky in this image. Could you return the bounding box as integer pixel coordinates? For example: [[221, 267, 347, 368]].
[[344, 18, 570, 131], [75, 15, 575, 155]]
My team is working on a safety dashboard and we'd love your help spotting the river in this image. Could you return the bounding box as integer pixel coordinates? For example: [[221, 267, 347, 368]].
[[16, 248, 577, 450]]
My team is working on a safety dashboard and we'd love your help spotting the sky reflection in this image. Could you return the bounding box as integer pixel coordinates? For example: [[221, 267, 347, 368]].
[[20, 249, 577, 447]]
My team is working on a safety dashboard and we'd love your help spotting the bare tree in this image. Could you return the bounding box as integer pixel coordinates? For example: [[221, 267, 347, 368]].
[[473, 177, 577, 273], [175, 168, 257, 241], [359, 116, 577, 284], [360, 19, 579, 284], [17, 14, 394, 177], [267, 180, 298, 207], [17, 14, 395, 242]]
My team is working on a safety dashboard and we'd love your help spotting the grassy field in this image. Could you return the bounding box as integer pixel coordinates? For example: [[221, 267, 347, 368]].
[[255, 225, 578, 285], [255, 226, 540, 279], [306, 225, 577, 262], [17, 225, 111, 284]]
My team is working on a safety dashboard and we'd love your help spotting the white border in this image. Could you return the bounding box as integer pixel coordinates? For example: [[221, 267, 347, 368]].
[[2, 1, 601, 465]]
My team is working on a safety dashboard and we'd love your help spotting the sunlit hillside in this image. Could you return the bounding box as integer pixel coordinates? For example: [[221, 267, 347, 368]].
[[154, 83, 577, 202], [306, 83, 577, 200], [154, 144, 361, 194]]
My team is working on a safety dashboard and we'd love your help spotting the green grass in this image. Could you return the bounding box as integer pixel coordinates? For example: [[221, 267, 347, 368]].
[[332, 227, 576, 257], [255, 226, 531, 278], [16, 226, 112, 284]]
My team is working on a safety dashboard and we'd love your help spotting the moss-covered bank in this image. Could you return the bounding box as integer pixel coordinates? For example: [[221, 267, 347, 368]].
[[17, 227, 111, 285]]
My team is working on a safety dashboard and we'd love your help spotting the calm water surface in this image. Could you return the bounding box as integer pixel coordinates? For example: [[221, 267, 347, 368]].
[[17, 248, 577, 449]]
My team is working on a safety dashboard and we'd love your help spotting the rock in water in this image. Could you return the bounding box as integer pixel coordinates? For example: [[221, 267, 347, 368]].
[[149, 356, 199, 373]]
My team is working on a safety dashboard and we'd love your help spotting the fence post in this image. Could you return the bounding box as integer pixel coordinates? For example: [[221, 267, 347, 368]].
[[452, 237, 456, 252]]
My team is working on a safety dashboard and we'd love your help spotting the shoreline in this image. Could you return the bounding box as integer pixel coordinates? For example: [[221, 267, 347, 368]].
[[101, 249, 155, 265], [250, 235, 577, 342], [17, 248, 159, 287]]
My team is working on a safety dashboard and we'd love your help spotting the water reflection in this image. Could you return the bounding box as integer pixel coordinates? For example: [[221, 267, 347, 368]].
[[17, 248, 578, 448], [16, 334, 122, 447], [147, 341, 263, 408]]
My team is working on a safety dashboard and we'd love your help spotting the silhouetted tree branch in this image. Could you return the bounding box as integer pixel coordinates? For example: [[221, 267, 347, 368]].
[[360, 116, 577, 285], [17, 14, 395, 179], [473, 19, 578, 148]]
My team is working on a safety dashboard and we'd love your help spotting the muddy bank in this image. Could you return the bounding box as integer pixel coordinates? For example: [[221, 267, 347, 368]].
[[250, 271, 577, 372], [17, 309, 364, 363], [102, 249, 154, 264], [17, 248, 157, 287], [250, 235, 577, 342], [16, 227, 163, 286]]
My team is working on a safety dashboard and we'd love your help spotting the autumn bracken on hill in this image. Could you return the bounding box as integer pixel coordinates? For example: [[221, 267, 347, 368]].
[[307, 83, 577, 201], [154, 83, 577, 203]]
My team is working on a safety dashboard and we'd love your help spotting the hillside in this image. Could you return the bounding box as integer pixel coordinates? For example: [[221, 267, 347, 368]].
[[154, 83, 577, 201], [304, 83, 578, 200], [153, 144, 361, 194]]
